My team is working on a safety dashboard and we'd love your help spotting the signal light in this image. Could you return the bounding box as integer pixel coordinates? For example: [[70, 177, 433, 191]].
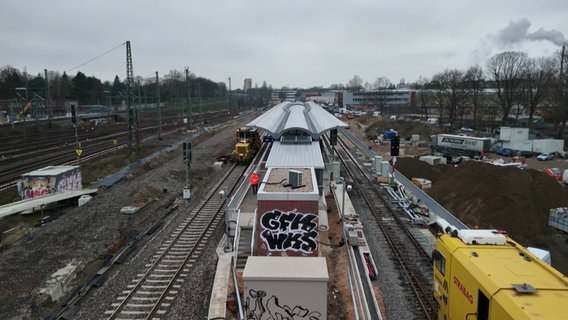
[[390, 136, 400, 156]]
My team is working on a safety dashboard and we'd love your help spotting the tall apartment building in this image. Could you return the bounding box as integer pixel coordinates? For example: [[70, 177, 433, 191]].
[[243, 78, 252, 92]]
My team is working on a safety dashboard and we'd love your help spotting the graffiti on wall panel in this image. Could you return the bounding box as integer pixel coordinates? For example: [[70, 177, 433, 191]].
[[260, 209, 318, 253], [246, 289, 322, 320], [22, 170, 82, 199]]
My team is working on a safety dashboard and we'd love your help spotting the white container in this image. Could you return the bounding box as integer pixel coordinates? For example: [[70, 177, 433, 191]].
[[532, 139, 564, 154], [500, 127, 529, 141], [549, 208, 568, 233], [380, 161, 391, 177], [504, 140, 533, 152]]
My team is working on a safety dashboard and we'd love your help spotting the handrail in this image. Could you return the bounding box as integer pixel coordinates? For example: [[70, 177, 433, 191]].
[[250, 208, 257, 255], [231, 256, 245, 320]]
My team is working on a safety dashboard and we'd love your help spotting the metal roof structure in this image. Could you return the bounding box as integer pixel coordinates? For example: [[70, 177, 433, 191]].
[[22, 165, 80, 177], [247, 101, 348, 139], [265, 141, 325, 169]]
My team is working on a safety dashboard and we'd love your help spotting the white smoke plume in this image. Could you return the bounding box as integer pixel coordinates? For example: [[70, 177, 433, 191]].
[[496, 18, 568, 47]]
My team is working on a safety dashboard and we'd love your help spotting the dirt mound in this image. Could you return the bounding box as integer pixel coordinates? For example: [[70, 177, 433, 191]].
[[394, 157, 450, 184], [396, 158, 568, 242]]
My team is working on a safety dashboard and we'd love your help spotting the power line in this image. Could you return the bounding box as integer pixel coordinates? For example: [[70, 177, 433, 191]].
[[66, 42, 126, 73]]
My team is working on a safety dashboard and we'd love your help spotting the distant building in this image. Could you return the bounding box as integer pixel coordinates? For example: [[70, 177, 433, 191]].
[[271, 90, 296, 102], [243, 78, 252, 92], [343, 89, 415, 109]]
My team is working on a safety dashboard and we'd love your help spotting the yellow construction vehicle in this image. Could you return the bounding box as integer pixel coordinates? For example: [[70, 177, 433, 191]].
[[232, 127, 261, 163], [433, 228, 568, 319]]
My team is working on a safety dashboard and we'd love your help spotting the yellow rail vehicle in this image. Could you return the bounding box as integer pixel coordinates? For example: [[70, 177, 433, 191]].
[[433, 229, 568, 320], [233, 127, 261, 163]]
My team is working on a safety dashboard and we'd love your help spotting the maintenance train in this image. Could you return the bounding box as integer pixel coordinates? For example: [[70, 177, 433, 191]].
[[233, 127, 261, 163], [432, 227, 568, 320]]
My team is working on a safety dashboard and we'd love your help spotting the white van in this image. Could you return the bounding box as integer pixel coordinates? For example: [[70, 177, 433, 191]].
[[427, 117, 438, 124]]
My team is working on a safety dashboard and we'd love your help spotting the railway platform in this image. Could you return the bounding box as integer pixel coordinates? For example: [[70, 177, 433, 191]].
[[0, 189, 98, 219], [207, 163, 367, 319]]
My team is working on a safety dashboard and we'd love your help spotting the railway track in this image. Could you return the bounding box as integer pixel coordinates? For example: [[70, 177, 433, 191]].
[[334, 133, 436, 319], [0, 111, 239, 191], [104, 162, 244, 319]]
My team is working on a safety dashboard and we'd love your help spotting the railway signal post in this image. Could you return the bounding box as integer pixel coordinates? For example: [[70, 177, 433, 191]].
[[390, 136, 400, 185], [183, 141, 192, 199]]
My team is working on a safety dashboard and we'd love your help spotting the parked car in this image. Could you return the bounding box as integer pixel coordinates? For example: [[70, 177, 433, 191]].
[[537, 152, 555, 161], [496, 148, 514, 156]]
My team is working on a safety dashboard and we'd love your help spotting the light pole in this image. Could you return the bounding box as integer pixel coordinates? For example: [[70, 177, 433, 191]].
[[337, 177, 352, 244]]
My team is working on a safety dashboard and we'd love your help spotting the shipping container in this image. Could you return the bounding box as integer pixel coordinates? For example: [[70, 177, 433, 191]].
[[19, 166, 82, 200], [532, 139, 564, 154], [499, 126, 529, 141]]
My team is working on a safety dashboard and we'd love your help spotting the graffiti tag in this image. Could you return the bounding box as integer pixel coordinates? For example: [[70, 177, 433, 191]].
[[246, 289, 322, 320], [260, 210, 318, 253]]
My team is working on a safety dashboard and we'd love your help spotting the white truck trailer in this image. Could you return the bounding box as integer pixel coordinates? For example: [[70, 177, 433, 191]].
[[532, 139, 564, 154], [430, 134, 492, 158]]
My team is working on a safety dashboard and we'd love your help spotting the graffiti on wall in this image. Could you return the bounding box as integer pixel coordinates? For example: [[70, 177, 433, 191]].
[[246, 289, 322, 320], [260, 209, 318, 253], [21, 170, 82, 199]]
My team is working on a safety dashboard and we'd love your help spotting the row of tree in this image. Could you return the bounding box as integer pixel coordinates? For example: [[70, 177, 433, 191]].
[[341, 48, 568, 137], [0, 67, 273, 115], [423, 50, 568, 136]]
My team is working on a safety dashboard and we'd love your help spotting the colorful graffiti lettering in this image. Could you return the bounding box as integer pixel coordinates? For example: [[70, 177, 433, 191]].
[[260, 210, 318, 253], [246, 289, 322, 320], [21, 169, 82, 199]]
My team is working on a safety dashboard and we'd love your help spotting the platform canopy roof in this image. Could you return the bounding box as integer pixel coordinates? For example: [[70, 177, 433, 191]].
[[246, 101, 348, 139]]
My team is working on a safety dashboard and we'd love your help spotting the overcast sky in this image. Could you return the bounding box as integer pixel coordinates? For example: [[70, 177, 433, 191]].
[[2, 0, 568, 89]]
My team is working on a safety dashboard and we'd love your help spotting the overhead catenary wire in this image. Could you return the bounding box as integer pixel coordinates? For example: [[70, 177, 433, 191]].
[[65, 42, 126, 73]]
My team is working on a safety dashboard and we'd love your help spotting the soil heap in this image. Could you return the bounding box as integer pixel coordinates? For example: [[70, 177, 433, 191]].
[[395, 157, 568, 274]]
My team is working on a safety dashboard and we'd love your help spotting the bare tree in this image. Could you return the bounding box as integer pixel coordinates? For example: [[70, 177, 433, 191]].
[[413, 76, 430, 120], [372, 76, 392, 115], [549, 47, 568, 138], [430, 76, 446, 125], [431, 69, 466, 127], [486, 51, 529, 123], [463, 65, 484, 128], [347, 75, 364, 91], [518, 56, 554, 129]]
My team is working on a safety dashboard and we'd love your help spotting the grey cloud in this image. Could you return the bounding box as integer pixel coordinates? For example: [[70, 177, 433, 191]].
[[527, 27, 568, 46], [495, 18, 567, 47], [496, 18, 531, 45]]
